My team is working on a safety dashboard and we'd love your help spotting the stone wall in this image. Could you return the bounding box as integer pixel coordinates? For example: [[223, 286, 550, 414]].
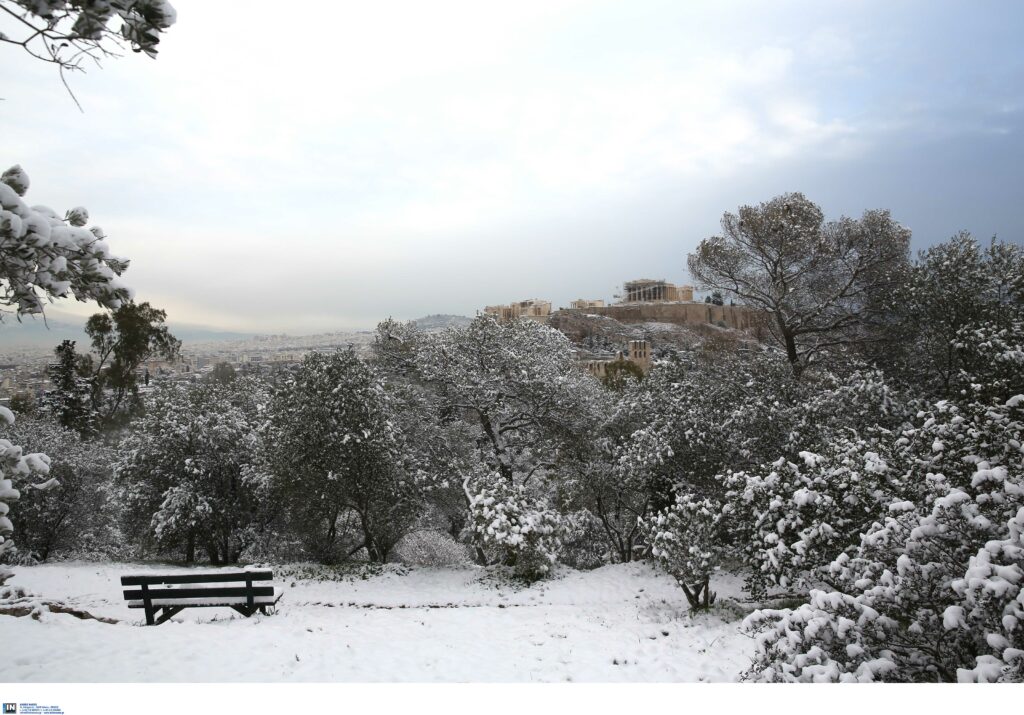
[[562, 302, 761, 330]]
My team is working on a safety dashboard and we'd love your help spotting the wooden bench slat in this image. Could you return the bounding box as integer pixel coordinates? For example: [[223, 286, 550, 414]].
[[120, 570, 273, 586], [123, 585, 276, 601], [127, 596, 282, 609]]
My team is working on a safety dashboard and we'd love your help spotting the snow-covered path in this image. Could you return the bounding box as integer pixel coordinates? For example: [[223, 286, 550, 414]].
[[3, 562, 755, 682]]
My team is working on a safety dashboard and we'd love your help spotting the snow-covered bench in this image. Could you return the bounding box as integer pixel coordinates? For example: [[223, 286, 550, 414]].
[[120, 569, 283, 626]]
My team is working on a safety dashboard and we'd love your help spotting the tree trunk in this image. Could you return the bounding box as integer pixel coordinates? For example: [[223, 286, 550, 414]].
[[679, 577, 715, 612], [782, 329, 802, 376]]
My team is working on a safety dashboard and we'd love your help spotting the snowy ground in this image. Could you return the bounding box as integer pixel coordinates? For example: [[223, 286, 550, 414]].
[[3, 561, 756, 682]]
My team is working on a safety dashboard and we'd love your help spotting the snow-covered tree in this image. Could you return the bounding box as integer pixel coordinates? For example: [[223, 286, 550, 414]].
[[561, 375, 661, 563], [0, 1, 176, 86], [41, 339, 96, 435], [384, 378, 477, 543], [113, 377, 270, 564], [611, 348, 800, 505], [1, 165, 130, 319], [952, 318, 1024, 404], [640, 493, 722, 610], [872, 234, 1024, 401], [0, 406, 57, 588], [265, 350, 414, 563], [376, 315, 608, 572], [413, 315, 607, 486], [688, 192, 911, 376], [744, 395, 1024, 682]]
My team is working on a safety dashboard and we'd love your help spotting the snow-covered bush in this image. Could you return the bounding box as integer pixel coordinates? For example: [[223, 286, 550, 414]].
[[0, 406, 57, 587], [558, 510, 610, 570], [743, 395, 1024, 682], [392, 530, 473, 568], [640, 494, 722, 610], [613, 349, 800, 502], [953, 319, 1024, 404], [779, 368, 910, 457], [469, 474, 563, 582], [953, 506, 1024, 682], [1, 165, 130, 318], [5, 416, 114, 561], [113, 377, 271, 564], [724, 440, 902, 596]]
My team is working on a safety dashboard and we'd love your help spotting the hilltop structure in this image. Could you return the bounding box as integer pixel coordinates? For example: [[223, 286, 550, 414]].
[[567, 277, 760, 331], [570, 298, 605, 309], [620, 279, 694, 303], [481, 277, 764, 332], [483, 299, 552, 323]]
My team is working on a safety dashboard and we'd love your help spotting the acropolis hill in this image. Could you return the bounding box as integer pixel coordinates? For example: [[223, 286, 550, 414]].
[[483, 278, 761, 332]]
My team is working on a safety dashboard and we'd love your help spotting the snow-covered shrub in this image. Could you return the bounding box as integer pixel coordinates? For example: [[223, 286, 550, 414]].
[[0, 406, 57, 586], [113, 377, 271, 564], [1, 165, 130, 318], [724, 440, 902, 596], [558, 510, 610, 570], [392, 530, 473, 568], [953, 319, 1024, 404], [470, 474, 563, 582], [953, 506, 1024, 682], [640, 494, 722, 610], [744, 395, 1024, 682], [614, 349, 800, 502], [780, 368, 911, 457], [5, 416, 114, 561]]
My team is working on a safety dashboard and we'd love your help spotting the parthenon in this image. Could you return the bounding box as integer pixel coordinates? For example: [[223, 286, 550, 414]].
[[621, 279, 694, 303]]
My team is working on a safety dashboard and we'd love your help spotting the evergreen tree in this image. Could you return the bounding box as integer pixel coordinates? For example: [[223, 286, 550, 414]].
[[43, 340, 95, 435]]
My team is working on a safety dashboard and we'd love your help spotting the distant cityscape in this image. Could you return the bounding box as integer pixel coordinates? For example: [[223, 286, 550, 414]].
[[0, 325, 386, 407], [0, 275, 766, 407]]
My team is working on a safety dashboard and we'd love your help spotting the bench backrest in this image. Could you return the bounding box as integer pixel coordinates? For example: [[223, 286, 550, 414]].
[[120, 570, 275, 605]]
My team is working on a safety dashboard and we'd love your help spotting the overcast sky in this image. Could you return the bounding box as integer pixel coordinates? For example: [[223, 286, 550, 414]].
[[1, 0, 1022, 334]]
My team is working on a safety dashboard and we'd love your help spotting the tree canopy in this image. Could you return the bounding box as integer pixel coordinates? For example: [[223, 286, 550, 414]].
[[688, 193, 910, 376]]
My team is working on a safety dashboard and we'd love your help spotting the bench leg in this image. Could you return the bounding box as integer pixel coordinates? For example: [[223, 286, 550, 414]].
[[230, 605, 256, 618], [155, 606, 184, 625], [144, 605, 155, 626]]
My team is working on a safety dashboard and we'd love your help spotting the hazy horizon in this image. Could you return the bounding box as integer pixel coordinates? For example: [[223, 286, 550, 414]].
[[2, 0, 1022, 334]]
